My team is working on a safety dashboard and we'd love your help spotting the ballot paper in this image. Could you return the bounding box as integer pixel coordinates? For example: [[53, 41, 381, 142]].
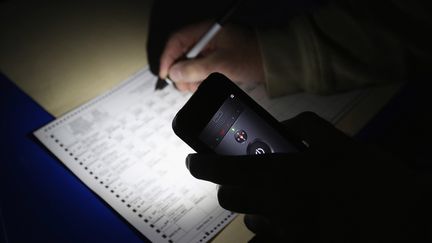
[[34, 67, 367, 243]]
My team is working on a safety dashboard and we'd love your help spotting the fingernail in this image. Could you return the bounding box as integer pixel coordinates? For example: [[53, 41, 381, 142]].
[[169, 65, 183, 81], [185, 154, 191, 170]]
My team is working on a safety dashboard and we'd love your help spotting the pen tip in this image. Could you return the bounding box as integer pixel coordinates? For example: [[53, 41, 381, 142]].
[[155, 78, 168, 90]]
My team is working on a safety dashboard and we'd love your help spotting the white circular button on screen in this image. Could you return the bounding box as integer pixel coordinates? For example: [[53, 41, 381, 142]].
[[247, 140, 272, 155]]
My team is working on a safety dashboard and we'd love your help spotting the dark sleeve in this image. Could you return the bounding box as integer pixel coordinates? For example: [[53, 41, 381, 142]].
[[256, 0, 432, 96]]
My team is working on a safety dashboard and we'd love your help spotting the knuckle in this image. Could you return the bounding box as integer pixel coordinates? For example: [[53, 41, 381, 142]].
[[217, 186, 232, 209]]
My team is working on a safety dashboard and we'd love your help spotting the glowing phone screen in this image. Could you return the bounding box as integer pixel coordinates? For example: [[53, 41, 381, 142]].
[[199, 94, 298, 155]]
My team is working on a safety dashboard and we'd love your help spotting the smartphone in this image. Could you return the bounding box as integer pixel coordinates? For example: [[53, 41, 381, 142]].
[[172, 73, 306, 155]]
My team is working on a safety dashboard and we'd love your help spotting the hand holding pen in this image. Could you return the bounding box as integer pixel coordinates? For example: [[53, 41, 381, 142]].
[[155, 0, 265, 91]]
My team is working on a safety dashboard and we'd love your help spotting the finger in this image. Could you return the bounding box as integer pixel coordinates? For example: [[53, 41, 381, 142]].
[[188, 82, 200, 92], [186, 153, 307, 185], [173, 82, 200, 92], [159, 34, 188, 79], [248, 233, 278, 243], [174, 83, 190, 92], [217, 185, 267, 213], [159, 22, 213, 79], [168, 51, 226, 83], [282, 111, 352, 149], [217, 185, 294, 214], [187, 154, 264, 185], [244, 214, 272, 234]]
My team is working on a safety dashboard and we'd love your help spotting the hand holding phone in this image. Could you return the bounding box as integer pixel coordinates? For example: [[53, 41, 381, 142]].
[[172, 74, 414, 241], [181, 112, 415, 242], [172, 73, 305, 155]]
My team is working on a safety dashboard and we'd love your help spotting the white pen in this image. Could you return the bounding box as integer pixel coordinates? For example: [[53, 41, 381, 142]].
[[155, 0, 242, 90]]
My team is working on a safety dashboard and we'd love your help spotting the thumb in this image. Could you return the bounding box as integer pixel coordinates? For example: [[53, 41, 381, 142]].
[[185, 153, 313, 186], [282, 112, 353, 150], [168, 53, 222, 83]]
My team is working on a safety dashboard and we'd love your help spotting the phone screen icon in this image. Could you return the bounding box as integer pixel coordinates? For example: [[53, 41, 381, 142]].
[[199, 95, 297, 155]]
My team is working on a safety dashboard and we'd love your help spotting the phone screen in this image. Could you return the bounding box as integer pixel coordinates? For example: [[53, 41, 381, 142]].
[[199, 94, 298, 155]]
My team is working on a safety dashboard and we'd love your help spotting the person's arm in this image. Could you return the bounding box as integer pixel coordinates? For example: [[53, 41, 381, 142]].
[[258, 0, 431, 96], [148, 0, 431, 95]]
